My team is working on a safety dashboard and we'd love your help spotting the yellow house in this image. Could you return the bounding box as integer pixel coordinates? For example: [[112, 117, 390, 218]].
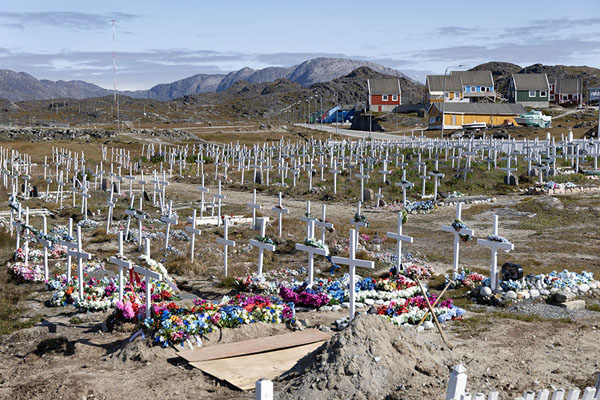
[[427, 103, 526, 130]]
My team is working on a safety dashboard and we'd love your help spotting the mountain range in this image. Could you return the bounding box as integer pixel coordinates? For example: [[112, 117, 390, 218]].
[[0, 57, 412, 102]]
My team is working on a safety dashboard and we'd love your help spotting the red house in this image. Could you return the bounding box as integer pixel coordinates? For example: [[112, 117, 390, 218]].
[[549, 78, 582, 106], [368, 78, 401, 112]]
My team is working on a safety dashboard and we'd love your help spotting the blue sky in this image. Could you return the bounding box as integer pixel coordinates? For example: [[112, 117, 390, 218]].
[[1, 0, 600, 90]]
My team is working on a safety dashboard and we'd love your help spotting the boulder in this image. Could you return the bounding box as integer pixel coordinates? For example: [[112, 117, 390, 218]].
[[480, 286, 493, 297], [363, 188, 375, 201], [505, 290, 518, 300], [557, 300, 586, 310]]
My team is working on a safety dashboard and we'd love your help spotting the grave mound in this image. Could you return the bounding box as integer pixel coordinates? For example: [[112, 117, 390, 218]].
[[277, 314, 443, 400], [108, 335, 158, 365]]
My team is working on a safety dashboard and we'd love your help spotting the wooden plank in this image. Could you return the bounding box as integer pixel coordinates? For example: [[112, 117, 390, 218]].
[[178, 329, 330, 363], [191, 341, 324, 391]]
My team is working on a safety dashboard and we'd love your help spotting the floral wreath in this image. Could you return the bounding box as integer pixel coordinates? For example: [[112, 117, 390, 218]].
[[451, 219, 472, 242]]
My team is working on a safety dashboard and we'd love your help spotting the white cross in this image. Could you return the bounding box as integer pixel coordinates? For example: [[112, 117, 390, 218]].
[[329, 159, 341, 195], [395, 170, 413, 207], [185, 209, 201, 262], [500, 156, 517, 181], [248, 218, 275, 277], [271, 192, 289, 237], [375, 187, 384, 208], [299, 200, 316, 233], [106, 185, 115, 234], [441, 203, 474, 279], [160, 200, 177, 253], [133, 263, 162, 319], [330, 229, 374, 321], [12, 203, 23, 256], [134, 197, 146, 251], [295, 220, 327, 286], [247, 188, 261, 228], [314, 204, 333, 244], [386, 211, 413, 274], [379, 159, 391, 183], [59, 218, 75, 282], [40, 216, 52, 281], [428, 160, 445, 202], [214, 180, 226, 227], [477, 214, 513, 290], [350, 201, 368, 241], [123, 166, 135, 198], [216, 217, 236, 277], [198, 174, 209, 219], [68, 225, 93, 299], [355, 164, 370, 202], [108, 231, 133, 301], [419, 164, 431, 198]]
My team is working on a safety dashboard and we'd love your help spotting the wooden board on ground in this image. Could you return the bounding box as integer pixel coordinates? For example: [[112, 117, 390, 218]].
[[191, 341, 325, 390], [178, 328, 330, 363]]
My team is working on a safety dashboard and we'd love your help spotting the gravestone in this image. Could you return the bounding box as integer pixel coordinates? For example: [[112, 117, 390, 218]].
[[363, 188, 374, 201]]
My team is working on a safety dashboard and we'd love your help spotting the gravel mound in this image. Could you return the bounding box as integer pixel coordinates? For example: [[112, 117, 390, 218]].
[[277, 314, 444, 400]]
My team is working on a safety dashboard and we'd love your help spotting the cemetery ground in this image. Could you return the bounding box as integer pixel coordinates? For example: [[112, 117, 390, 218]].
[[0, 130, 599, 400]]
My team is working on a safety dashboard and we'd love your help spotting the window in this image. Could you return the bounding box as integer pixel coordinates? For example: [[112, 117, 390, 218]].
[[471, 86, 475, 92], [562, 95, 568, 100], [529, 90, 536, 97], [550, 94, 555, 100], [540, 91, 547, 97], [382, 95, 388, 101], [392, 95, 398, 101]]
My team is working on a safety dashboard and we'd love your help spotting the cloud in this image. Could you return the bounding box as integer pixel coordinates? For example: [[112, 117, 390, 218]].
[[0, 11, 138, 30], [434, 26, 478, 36]]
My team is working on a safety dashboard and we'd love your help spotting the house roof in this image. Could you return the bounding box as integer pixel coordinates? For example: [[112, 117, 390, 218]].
[[367, 79, 401, 95], [429, 102, 526, 115], [426, 75, 463, 92], [557, 78, 582, 94], [451, 70, 494, 86], [512, 74, 549, 91]]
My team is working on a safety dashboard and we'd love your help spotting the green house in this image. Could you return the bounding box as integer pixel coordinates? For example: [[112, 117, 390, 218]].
[[508, 73, 550, 108]]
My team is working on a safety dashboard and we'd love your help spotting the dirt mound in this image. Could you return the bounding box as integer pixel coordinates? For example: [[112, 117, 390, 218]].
[[108, 335, 158, 365], [277, 314, 445, 400]]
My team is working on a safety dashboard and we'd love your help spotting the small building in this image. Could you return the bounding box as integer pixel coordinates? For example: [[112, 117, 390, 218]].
[[551, 78, 583, 106], [367, 78, 401, 112], [427, 102, 526, 130], [508, 73, 550, 108], [451, 70, 495, 102], [425, 74, 465, 103]]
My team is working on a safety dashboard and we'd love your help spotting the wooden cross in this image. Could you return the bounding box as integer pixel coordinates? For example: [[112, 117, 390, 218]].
[[123, 166, 135, 198], [379, 159, 391, 183], [350, 201, 368, 241], [68, 225, 93, 299], [386, 211, 413, 274], [216, 217, 236, 277], [395, 169, 413, 207], [441, 203, 474, 279], [500, 156, 517, 181], [477, 214, 513, 290], [12, 203, 24, 256], [106, 185, 115, 234], [185, 209, 201, 262], [375, 187, 384, 208], [331, 229, 374, 321], [299, 200, 316, 234], [108, 231, 133, 301], [271, 192, 288, 237], [295, 219, 327, 286], [247, 188, 261, 228], [134, 197, 146, 251], [248, 218, 275, 277], [133, 263, 162, 319]]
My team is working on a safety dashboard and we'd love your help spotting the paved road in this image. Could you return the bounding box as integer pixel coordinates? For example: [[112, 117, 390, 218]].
[[295, 123, 420, 141]]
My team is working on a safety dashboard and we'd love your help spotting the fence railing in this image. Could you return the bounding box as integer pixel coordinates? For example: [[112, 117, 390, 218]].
[[447, 365, 600, 400]]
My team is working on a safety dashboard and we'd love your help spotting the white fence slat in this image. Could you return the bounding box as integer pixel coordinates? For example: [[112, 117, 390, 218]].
[[566, 388, 581, 400], [523, 392, 535, 400], [595, 373, 600, 399], [474, 394, 486, 400], [551, 389, 566, 400], [488, 392, 499, 400], [581, 388, 596, 400], [460, 393, 472, 400], [255, 379, 273, 400], [447, 365, 468, 400], [537, 389, 550, 400]]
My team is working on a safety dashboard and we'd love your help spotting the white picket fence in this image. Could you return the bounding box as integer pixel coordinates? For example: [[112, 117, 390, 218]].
[[447, 365, 600, 400]]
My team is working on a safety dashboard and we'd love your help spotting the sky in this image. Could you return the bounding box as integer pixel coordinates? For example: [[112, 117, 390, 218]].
[[1, 0, 600, 90]]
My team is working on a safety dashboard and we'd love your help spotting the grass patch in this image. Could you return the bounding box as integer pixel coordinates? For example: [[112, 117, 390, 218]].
[[585, 302, 600, 312], [164, 254, 207, 277]]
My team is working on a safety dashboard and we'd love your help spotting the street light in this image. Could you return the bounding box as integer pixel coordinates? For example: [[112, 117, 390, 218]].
[[441, 64, 465, 139]]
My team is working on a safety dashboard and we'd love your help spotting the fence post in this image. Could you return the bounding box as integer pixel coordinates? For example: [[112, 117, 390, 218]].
[[582, 387, 596, 400], [537, 389, 550, 400], [595, 372, 600, 399], [551, 388, 565, 400], [256, 379, 273, 400], [488, 392, 499, 400], [447, 365, 468, 400], [523, 392, 535, 400], [566, 388, 580, 400]]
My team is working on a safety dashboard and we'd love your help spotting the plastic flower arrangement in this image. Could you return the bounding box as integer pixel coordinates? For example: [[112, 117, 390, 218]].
[[8, 262, 45, 282], [232, 275, 279, 294], [376, 294, 465, 325], [304, 238, 329, 255], [404, 264, 434, 281], [354, 213, 369, 227], [254, 235, 276, 247], [451, 219, 472, 242], [448, 268, 486, 288]]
